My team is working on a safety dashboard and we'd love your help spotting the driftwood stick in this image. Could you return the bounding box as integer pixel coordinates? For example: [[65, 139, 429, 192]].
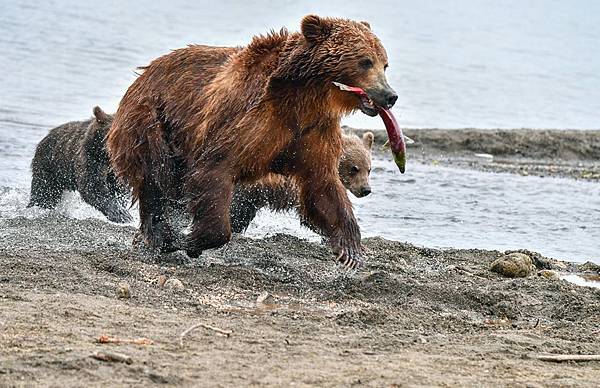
[[96, 335, 154, 345], [531, 354, 600, 363], [91, 351, 133, 364], [179, 323, 232, 347]]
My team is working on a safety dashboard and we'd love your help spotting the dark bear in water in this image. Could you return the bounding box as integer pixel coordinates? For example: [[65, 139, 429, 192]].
[[28, 107, 132, 223]]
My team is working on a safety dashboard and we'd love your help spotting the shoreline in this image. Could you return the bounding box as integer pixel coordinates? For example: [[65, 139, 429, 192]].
[[348, 127, 600, 181], [1, 216, 599, 385]]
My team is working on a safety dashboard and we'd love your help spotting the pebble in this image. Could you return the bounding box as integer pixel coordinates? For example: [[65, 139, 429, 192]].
[[490, 253, 535, 278], [537, 270, 559, 280], [164, 278, 184, 291], [157, 275, 167, 288], [117, 282, 131, 299], [256, 291, 274, 306]]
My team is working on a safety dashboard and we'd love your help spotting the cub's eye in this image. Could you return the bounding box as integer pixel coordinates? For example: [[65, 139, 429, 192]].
[[350, 165, 360, 174], [359, 58, 373, 70]]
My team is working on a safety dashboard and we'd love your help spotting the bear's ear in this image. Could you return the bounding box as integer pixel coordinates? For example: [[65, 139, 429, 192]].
[[93, 106, 110, 124], [301, 15, 331, 43], [362, 132, 374, 150], [360, 21, 371, 30]]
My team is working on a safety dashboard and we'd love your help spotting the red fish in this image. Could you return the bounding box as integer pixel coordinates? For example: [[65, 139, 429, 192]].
[[333, 82, 406, 173]]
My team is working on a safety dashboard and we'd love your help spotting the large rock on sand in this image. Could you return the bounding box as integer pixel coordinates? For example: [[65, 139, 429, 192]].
[[491, 253, 536, 278]]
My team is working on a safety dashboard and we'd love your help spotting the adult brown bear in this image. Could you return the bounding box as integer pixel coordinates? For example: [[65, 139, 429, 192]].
[[108, 15, 397, 268]]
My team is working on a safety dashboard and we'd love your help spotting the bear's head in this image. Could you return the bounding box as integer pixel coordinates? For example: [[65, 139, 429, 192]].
[[85, 106, 114, 146], [339, 131, 374, 198], [299, 15, 398, 117]]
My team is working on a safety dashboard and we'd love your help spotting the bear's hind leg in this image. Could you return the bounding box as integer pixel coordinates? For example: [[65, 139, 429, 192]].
[[185, 167, 235, 257], [139, 178, 178, 253], [28, 171, 64, 209], [229, 186, 263, 234]]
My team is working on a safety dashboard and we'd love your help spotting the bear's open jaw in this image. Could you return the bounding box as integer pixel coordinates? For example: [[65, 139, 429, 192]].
[[332, 81, 378, 116], [333, 81, 407, 173]]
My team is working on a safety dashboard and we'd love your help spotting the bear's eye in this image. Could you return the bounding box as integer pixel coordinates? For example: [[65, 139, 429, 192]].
[[350, 165, 360, 175], [359, 58, 373, 70]]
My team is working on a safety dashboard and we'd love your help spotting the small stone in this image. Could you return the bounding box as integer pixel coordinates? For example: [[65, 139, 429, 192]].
[[490, 253, 535, 278], [164, 278, 184, 291], [157, 275, 167, 288], [537, 270, 558, 280], [117, 282, 130, 299], [256, 291, 274, 306]]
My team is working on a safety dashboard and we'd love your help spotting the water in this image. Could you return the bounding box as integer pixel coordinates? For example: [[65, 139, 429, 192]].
[[0, 1, 599, 263], [2, 155, 598, 263]]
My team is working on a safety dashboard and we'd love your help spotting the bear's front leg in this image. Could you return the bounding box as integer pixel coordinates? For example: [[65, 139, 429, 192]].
[[184, 166, 235, 258], [293, 159, 363, 269], [298, 174, 363, 269]]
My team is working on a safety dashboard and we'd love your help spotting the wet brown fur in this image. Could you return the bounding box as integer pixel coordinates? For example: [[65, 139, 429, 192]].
[[230, 132, 374, 233], [108, 15, 391, 263]]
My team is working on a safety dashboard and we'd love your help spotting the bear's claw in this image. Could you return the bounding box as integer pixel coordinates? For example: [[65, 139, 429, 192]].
[[335, 248, 363, 270]]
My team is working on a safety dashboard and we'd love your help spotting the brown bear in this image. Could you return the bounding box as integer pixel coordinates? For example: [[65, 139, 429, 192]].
[[230, 131, 374, 233], [28, 107, 132, 223], [107, 15, 397, 268]]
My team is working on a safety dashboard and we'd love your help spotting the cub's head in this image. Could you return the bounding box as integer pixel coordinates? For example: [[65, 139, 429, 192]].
[[339, 131, 374, 198], [300, 15, 397, 116]]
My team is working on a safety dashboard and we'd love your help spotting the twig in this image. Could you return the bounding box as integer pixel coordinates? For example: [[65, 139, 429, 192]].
[[179, 323, 232, 347], [96, 335, 154, 345], [530, 354, 600, 363], [91, 351, 133, 364]]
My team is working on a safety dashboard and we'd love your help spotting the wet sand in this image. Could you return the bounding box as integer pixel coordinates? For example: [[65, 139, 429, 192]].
[[350, 128, 600, 181], [1, 216, 599, 386]]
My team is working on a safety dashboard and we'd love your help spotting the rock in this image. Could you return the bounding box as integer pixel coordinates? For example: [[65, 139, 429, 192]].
[[117, 282, 130, 299], [157, 275, 167, 288], [164, 278, 184, 291], [256, 291, 274, 306], [537, 270, 559, 280], [490, 253, 535, 278]]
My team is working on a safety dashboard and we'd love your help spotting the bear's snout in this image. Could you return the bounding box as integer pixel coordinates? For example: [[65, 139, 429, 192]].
[[351, 185, 371, 198], [360, 186, 372, 197], [366, 78, 398, 109], [369, 87, 398, 110]]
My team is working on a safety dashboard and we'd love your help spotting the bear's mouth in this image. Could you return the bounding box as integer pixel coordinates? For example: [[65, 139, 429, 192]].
[[333, 81, 407, 174], [333, 82, 378, 117]]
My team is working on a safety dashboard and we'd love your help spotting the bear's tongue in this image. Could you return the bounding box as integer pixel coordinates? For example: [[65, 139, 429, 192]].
[[333, 82, 406, 174]]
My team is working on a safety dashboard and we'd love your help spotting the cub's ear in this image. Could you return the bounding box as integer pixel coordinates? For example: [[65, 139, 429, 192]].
[[362, 132, 374, 150], [360, 21, 371, 30], [92, 106, 110, 124], [301, 15, 331, 42]]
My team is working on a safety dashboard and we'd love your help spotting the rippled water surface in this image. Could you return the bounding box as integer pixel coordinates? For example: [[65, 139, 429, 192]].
[[2, 155, 598, 263], [0, 1, 599, 263]]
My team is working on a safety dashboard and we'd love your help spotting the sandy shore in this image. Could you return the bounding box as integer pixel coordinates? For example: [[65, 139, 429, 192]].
[[1, 215, 599, 386], [350, 128, 600, 181]]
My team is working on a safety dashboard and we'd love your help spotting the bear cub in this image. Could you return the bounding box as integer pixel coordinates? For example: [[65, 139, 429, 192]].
[[28, 107, 132, 223], [230, 131, 374, 233]]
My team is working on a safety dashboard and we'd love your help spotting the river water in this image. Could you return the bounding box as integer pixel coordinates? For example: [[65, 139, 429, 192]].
[[0, 0, 598, 263]]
